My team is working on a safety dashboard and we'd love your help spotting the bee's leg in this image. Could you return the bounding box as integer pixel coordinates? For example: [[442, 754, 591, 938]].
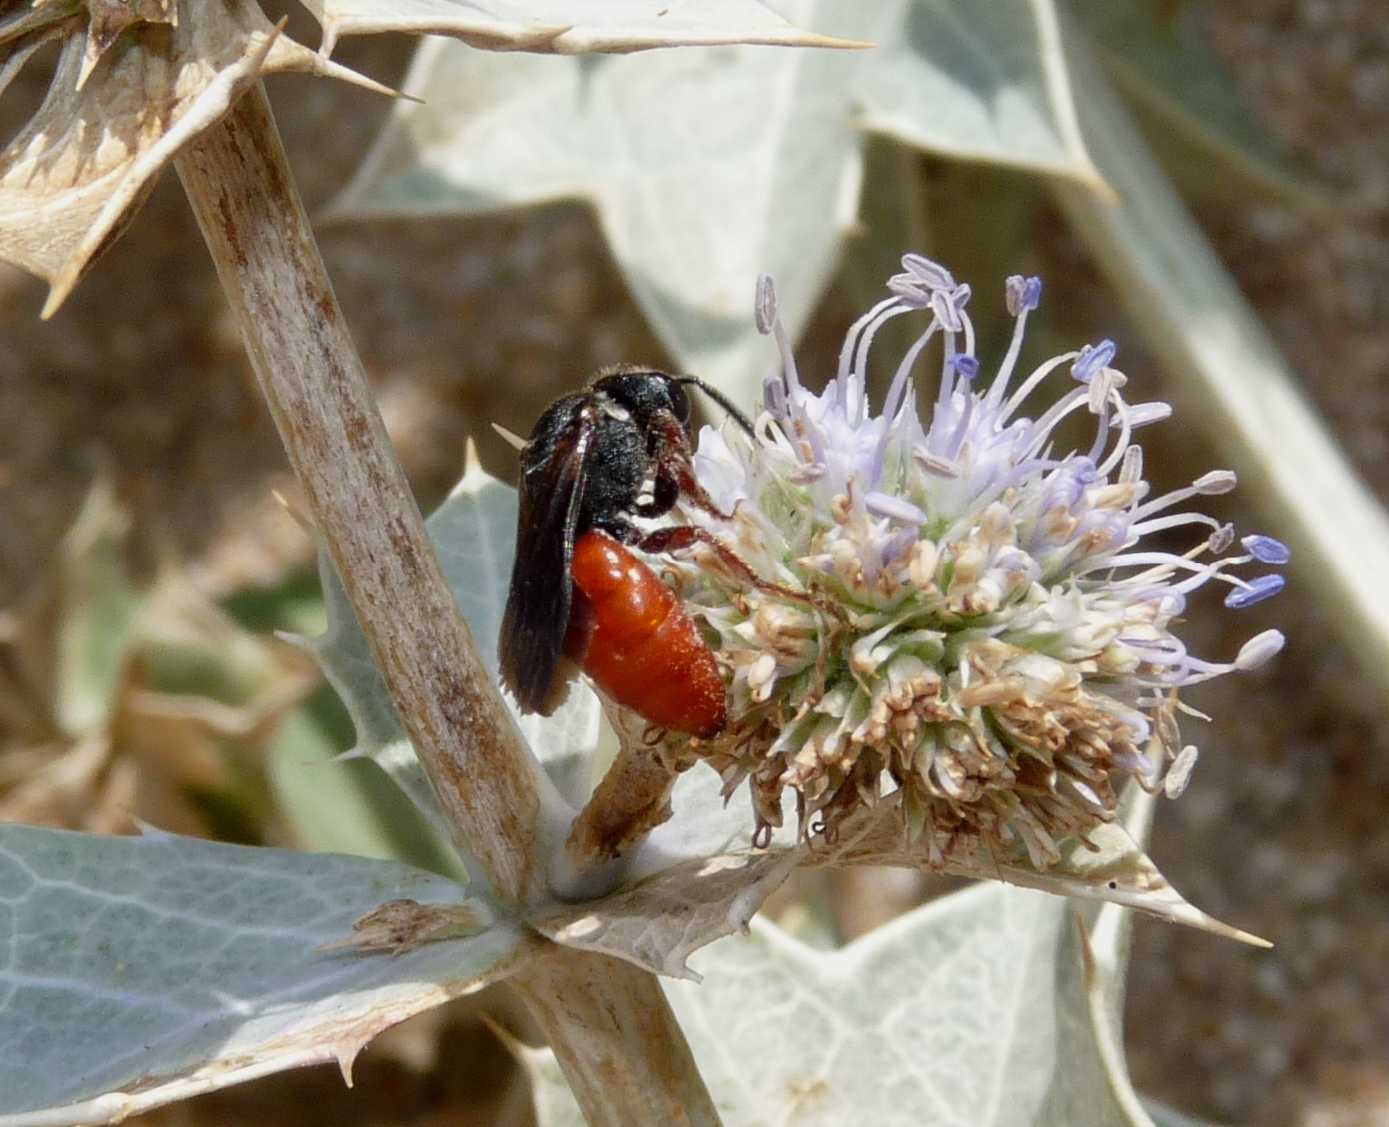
[[634, 526, 840, 619], [635, 525, 752, 580], [644, 412, 737, 521]]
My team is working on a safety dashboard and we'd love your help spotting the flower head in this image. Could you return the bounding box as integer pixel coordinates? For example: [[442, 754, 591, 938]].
[[673, 255, 1286, 865]]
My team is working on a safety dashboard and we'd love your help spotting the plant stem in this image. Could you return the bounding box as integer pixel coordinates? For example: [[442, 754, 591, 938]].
[[511, 950, 720, 1126], [174, 83, 542, 903], [174, 81, 719, 1124], [557, 703, 692, 896]]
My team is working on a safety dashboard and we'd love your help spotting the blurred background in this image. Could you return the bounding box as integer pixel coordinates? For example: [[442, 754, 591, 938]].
[[1, 2, 1385, 1124]]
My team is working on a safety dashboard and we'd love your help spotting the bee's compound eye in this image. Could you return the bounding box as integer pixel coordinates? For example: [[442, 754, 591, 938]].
[[666, 379, 692, 424]]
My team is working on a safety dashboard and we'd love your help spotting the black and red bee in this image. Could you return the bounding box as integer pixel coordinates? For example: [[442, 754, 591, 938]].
[[498, 368, 754, 738]]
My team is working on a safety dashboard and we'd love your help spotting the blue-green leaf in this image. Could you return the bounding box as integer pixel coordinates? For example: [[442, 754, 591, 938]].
[[305, 457, 601, 875], [0, 824, 524, 1125], [330, 0, 1106, 406]]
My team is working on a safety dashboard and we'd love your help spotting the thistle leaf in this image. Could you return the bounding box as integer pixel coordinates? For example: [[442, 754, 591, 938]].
[[854, 0, 1103, 186], [1072, 1, 1328, 212], [831, 806, 1271, 949], [527, 887, 1153, 1126], [533, 848, 796, 981], [307, 455, 602, 875], [298, 0, 868, 56], [522, 770, 1179, 1126], [534, 779, 1265, 979], [0, 823, 525, 1125], [330, 0, 1109, 405], [269, 690, 467, 875], [2, 0, 833, 316]]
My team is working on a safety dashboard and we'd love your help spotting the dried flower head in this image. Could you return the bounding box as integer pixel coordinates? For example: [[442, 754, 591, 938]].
[[672, 255, 1287, 865], [2, 3, 834, 316], [0, 2, 396, 315]]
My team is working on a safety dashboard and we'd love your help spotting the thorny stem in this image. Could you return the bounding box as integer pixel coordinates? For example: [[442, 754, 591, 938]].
[[174, 82, 719, 1126], [175, 84, 543, 903]]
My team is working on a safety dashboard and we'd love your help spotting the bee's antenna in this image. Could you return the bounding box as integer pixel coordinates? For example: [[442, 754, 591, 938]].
[[674, 375, 755, 437]]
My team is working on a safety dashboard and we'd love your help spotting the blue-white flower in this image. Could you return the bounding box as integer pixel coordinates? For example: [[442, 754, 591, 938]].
[[674, 255, 1287, 865]]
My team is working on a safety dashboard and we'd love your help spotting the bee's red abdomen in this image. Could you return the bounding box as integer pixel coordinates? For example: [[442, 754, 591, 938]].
[[569, 530, 726, 738]]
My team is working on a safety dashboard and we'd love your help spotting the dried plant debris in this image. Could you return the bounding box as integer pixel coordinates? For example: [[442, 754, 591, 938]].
[[321, 896, 497, 955], [0, 477, 318, 836], [0, 1, 849, 315], [0, 1, 388, 314]]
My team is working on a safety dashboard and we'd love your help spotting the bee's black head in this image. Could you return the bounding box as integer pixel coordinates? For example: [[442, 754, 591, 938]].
[[593, 368, 689, 426], [592, 367, 752, 436]]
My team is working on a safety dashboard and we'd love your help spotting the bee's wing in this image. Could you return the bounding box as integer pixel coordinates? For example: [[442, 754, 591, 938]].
[[499, 400, 594, 713]]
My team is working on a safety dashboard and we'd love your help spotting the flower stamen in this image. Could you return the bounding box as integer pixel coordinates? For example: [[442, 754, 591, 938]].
[[665, 255, 1286, 858]]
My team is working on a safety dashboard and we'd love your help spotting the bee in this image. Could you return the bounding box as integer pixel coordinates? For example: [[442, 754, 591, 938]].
[[498, 368, 754, 737]]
